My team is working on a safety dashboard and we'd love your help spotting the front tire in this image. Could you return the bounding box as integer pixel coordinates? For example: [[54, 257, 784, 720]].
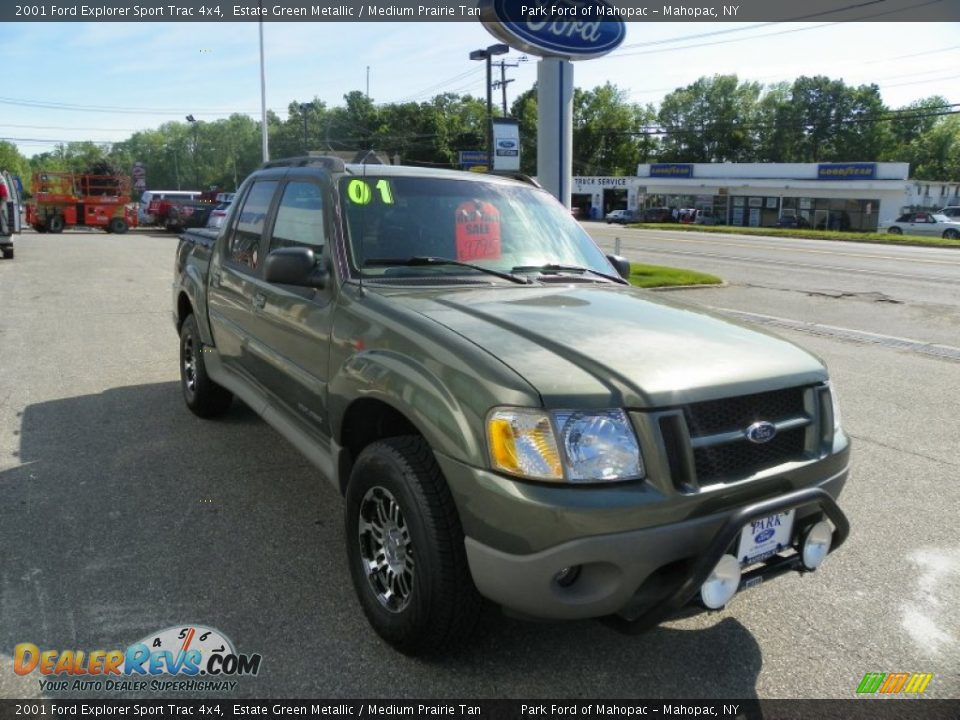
[[109, 217, 129, 234], [179, 314, 233, 418], [942, 229, 959, 240], [1, 246, 12, 259], [47, 215, 65, 233], [345, 436, 481, 655]]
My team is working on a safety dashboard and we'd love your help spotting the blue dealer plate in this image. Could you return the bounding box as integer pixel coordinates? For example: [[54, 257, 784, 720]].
[[737, 510, 795, 565]]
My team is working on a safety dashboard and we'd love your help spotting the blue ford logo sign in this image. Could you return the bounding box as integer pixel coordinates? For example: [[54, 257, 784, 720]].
[[754, 528, 776, 543], [498, 140, 517, 148], [745, 421, 777, 444], [481, 0, 626, 60]]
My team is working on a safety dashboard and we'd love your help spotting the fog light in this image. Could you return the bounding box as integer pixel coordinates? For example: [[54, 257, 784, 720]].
[[554, 565, 581, 587], [802, 520, 833, 570], [700, 554, 741, 609]]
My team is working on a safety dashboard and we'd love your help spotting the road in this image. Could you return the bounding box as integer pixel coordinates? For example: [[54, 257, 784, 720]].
[[1, 229, 958, 701], [588, 224, 960, 349]]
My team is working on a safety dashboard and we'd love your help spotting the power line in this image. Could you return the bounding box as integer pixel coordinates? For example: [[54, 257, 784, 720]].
[[608, 0, 948, 60]]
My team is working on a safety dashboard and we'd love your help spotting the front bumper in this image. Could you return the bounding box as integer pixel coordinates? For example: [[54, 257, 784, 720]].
[[439, 450, 849, 623]]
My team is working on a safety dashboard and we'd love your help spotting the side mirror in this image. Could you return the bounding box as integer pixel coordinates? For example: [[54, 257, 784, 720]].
[[606, 254, 631, 280], [264, 246, 328, 288]]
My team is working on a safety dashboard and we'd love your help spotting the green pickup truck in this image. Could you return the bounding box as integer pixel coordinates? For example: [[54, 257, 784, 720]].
[[173, 156, 850, 655]]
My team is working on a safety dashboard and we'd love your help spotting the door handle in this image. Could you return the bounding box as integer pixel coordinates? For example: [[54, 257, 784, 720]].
[[253, 292, 267, 310], [210, 270, 221, 287]]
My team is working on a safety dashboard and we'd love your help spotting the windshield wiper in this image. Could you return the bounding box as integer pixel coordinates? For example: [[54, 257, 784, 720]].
[[510, 263, 627, 284], [363, 257, 530, 285]]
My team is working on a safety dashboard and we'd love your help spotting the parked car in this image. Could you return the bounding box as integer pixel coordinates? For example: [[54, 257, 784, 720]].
[[694, 209, 721, 226], [777, 215, 811, 229], [605, 209, 638, 224], [206, 197, 235, 229], [642, 207, 675, 223], [173, 155, 850, 655], [139, 190, 202, 226], [879, 212, 960, 239], [1, 169, 24, 259], [938, 206, 960, 219]]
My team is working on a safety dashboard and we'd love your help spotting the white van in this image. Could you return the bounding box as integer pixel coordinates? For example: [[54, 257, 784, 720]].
[[139, 190, 201, 225], [1, 170, 24, 259]]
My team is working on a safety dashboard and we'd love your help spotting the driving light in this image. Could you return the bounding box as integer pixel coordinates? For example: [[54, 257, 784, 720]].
[[487, 408, 562, 481], [802, 520, 833, 570], [700, 555, 741, 609]]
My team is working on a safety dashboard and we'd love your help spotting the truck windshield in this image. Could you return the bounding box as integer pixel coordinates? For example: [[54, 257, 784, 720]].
[[339, 175, 612, 281]]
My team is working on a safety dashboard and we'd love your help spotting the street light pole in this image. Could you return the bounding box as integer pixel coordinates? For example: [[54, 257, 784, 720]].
[[259, 19, 269, 162], [185, 114, 198, 188], [469, 43, 509, 170]]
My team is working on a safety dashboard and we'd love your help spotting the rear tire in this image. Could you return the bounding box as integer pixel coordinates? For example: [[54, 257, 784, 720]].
[[47, 215, 65, 233], [109, 217, 129, 234], [345, 436, 481, 655], [179, 314, 233, 418], [1, 246, 12, 259], [887, 226, 902, 235]]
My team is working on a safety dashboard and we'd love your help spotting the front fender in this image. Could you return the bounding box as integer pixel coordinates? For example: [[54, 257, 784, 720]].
[[328, 349, 485, 465]]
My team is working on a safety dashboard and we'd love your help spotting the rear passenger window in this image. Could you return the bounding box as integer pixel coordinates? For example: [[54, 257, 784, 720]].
[[269, 181, 325, 253], [229, 180, 277, 270]]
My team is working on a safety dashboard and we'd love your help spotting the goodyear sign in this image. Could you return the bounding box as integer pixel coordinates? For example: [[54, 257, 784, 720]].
[[817, 163, 877, 180], [650, 164, 693, 178]]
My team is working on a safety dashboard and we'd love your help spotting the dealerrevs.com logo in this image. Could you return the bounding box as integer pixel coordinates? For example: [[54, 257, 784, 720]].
[[14, 625, 261, 693]]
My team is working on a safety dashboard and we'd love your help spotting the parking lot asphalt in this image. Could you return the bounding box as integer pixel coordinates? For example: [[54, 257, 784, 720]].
[[1, 230, 958, 700]]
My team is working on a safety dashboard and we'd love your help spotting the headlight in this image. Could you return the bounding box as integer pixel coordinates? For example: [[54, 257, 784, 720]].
[[486, 407, 644, 483]]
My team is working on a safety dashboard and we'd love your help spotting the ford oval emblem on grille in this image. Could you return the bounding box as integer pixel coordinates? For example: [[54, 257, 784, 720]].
[[745, 421, 777, 444]]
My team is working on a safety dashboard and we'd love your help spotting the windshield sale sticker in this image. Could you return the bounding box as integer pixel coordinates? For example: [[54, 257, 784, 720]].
[[455, 201, 502, 262]]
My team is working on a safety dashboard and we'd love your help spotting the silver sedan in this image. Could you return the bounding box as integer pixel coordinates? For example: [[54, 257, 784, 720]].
[[879, 212, 960, 239]]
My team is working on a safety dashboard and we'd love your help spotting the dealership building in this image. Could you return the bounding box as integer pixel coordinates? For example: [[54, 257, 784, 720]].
[[572, 162, 955, 231]]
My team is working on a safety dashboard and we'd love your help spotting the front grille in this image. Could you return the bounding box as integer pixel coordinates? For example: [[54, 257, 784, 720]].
[[693, 427, 807, 484], [684, 386, 806, 436], [653, 385, 815, 489]]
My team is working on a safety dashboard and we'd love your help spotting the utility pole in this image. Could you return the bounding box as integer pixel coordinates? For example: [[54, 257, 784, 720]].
[[299, 103, 310, 152], [470, 44, 509, 170], [492, 57, 526, 116]]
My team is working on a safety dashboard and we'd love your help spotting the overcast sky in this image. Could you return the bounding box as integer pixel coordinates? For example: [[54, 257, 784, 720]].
[[1, 20, 958, 157]]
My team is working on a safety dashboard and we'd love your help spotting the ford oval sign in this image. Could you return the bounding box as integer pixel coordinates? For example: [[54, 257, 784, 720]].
[[745, 421, 778, 445], [754, 528, 776, 544], [480, 0, 626, 60]]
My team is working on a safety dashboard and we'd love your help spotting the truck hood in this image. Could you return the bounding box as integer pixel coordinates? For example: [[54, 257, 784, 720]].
[[387, 284, 827, 408]]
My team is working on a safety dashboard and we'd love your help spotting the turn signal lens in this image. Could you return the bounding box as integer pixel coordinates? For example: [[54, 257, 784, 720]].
[[487, 409, 562, 481]]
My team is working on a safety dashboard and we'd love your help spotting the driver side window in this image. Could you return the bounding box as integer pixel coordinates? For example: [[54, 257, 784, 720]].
[[269, 181, 326, 253], [228, 180, 277, 271]]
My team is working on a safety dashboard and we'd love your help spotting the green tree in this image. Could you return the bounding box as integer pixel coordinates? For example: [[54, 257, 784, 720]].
[[904, 114, 960, 180], [657, 75, 761, 162]]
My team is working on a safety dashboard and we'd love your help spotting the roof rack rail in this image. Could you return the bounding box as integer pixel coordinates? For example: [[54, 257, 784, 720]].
[[485, 170, 542, 188], [259, 155, 346, 172]]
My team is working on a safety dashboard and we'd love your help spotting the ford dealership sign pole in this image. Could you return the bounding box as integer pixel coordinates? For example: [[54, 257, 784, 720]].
[[481, 0, 626, 207]]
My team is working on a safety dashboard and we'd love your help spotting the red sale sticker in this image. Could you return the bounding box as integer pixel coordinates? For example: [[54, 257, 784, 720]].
[[455, 201, 502, 261]]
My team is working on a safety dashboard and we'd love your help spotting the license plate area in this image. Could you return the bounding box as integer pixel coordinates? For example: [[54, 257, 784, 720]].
[[737, 510, 795, 566]]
